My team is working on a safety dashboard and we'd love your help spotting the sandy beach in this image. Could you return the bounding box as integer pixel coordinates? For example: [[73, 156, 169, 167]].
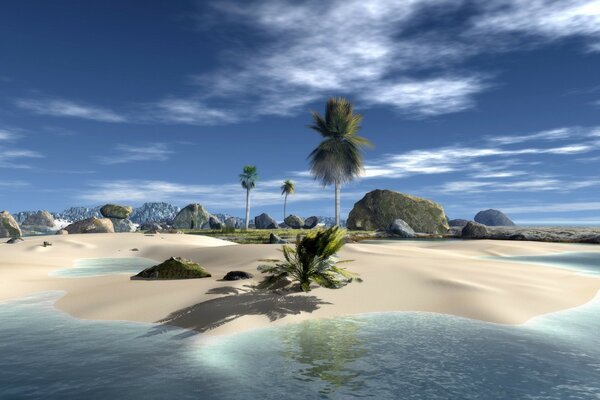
[[1, 233, 599, 336]]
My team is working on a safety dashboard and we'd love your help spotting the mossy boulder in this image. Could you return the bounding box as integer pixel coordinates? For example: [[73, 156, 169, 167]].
[[0, 211, 22, 238], [64, 217, 115, 234], [347, 190, 449, 234], [462, 221, 489, 239], [173, 204, 211, 229], [284, 215, 304, 229], [100, 204, 133, 219], [474, 209, 516, 226], [133, 257, 211, 280]]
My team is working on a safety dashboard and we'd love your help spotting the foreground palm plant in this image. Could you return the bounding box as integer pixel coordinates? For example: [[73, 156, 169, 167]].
[[258, 226, 361, 292]]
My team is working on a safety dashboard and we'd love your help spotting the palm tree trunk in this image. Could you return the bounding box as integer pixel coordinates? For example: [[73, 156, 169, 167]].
[[335, 180, 341, 227], [283, 193, 288, 222], [245, 188, 250, 230]]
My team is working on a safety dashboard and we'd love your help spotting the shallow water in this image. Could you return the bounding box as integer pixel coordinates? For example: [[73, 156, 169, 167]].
[[496, 251, 600, 276], [50, 257, 157, 278], [2, 252, 600, 399]]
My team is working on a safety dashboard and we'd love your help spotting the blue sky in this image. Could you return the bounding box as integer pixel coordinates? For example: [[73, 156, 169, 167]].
[[1, 0, 600, 225]]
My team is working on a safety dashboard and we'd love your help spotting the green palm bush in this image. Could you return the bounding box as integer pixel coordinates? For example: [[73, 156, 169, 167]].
[[258, 226, 361, 292]]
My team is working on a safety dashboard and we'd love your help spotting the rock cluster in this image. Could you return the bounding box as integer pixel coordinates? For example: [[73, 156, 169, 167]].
[[347, 190, 449, 234]]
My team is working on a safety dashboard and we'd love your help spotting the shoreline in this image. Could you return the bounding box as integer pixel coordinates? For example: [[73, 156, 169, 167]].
[[1, 233, 600, 336]]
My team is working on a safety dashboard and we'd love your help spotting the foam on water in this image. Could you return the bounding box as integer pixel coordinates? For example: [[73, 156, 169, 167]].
[[50, 257, 157, 278], [2, 252, 600, 399]]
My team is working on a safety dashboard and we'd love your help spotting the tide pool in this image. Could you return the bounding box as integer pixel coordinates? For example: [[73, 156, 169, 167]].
[[50, 257, 157, 278], [1, 252, 599, 399]]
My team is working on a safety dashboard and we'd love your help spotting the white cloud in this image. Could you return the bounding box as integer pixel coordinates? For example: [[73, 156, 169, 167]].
[[436, 177, 600, 194], [0, 147, 43, 169], [97, 143, 173, 165], [15, 97, 126, 122], [0, 129, 20, 141], [500, 201, 600, 214]]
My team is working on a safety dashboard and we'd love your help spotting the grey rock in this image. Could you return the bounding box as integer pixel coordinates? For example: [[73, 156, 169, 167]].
[[209, 216, 223, 230], [223, 271, 254, 281], [55, 229, 69, 235], [173, 204, 212, 230], [269, 233, 288, 244], [43, 241, 52, 247], [284, 215, 304, 229], [474, 209, 516, 227], [303, 216, 319, 229], [140, 222, 163, 232], [224, 217, 238, 229], [6, 237, 24, 244], [255, 213, 278, 229], [64, 217, 115, 234], [387, 219, 416, 238], [462, 221, 490, 239], [0, 211, 22, 238]]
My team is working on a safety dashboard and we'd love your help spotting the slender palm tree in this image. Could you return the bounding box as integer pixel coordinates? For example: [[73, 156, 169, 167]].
[[239, 165, 258, 229], [281, 179, 296, 221], [308, 97, 372, 226]]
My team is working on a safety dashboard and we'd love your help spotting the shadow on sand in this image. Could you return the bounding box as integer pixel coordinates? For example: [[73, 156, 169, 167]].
[[143, 286, 330, 338]]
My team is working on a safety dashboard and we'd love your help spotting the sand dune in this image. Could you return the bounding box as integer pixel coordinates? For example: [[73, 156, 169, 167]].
[[1, 233, 599, 336]]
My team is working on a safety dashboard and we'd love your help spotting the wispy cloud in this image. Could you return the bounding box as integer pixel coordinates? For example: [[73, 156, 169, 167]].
[[500, 201, 600, 214], [0, 147, 43, 169], [97, 143, 173, 165], [435, 177, 600, 194], [15, 97, 126, 122]]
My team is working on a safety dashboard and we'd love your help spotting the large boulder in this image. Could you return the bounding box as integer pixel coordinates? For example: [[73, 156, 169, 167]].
[[474, 209, 515, 227], [387, 219, 416, 238], [284, 215, 304, 229], [303, 216, 319, 229], [224, 217, 238, 229], [462, 221, 489, 239], [132, 257, 211, 280], [254, 213, 278, 229], [209, 216, 223, 230], [347, 190, 449, 234], [110, 218, 137, 233], [173, 204, 211, 229], [0, 211, 22, 238], [100, 204, 133, 219], [22, 210, 55, 228], [64, 217, 114, 234]]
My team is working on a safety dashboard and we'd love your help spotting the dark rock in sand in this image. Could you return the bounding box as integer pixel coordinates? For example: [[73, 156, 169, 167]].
[[303, 216, 319, 229], [474, 209, 515, 227], [269, 233, 289, 244], [209, 216, 223, 230], [462, 221, 490, 239], [223, 271, 254, 281], [133, 257, 211, 280]]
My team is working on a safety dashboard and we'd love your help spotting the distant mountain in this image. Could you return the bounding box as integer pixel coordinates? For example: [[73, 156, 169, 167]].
[[54, 206, 102, 222], [130, 202, 181, 224]]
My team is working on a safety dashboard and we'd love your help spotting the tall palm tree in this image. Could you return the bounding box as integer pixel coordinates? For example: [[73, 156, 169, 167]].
[[308, 97, 372, 226], [281, 179, 296, 221], [239, 165, 258, 229]]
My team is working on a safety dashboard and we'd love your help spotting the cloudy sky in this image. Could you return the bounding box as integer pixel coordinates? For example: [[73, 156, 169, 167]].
[[1, 0, 600, 224]]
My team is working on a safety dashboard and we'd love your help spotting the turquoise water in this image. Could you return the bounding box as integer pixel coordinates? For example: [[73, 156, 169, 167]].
[[50, 257, 157, 277], [2, 252, 600, 399], [495, 251, 600, 276]]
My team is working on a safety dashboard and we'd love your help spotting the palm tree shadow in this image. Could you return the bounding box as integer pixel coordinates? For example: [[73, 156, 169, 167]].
[[143, 289, 330, 338]]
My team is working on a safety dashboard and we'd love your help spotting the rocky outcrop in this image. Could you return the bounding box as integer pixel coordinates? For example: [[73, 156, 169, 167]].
[[53, 206, 102, 222], [110, 218, 137, 233], [0, 211, 22, 238], [255, 213, 278, 229], [140, 222, 163, 232], [22, 210, 55, 228], [284, 215, 304, 229], [209, 216, 223, 230], [64, 217, 114, 234], [461, 221, 489, 239], [448, 219, 470, 227], [303, 216, 319, 229], [387, 219, 416, 238], [132, 257, 211, 280], [461, 226, 600, 243], [347, 190, 449, 234], [100, 204, 133, 219], [173, 204, 212, 230], [223, 271, 254, 281], [474, 209, 515, 226]]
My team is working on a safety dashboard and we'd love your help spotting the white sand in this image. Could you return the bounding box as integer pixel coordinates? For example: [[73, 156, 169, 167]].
[[1, 233, 599, 336]]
